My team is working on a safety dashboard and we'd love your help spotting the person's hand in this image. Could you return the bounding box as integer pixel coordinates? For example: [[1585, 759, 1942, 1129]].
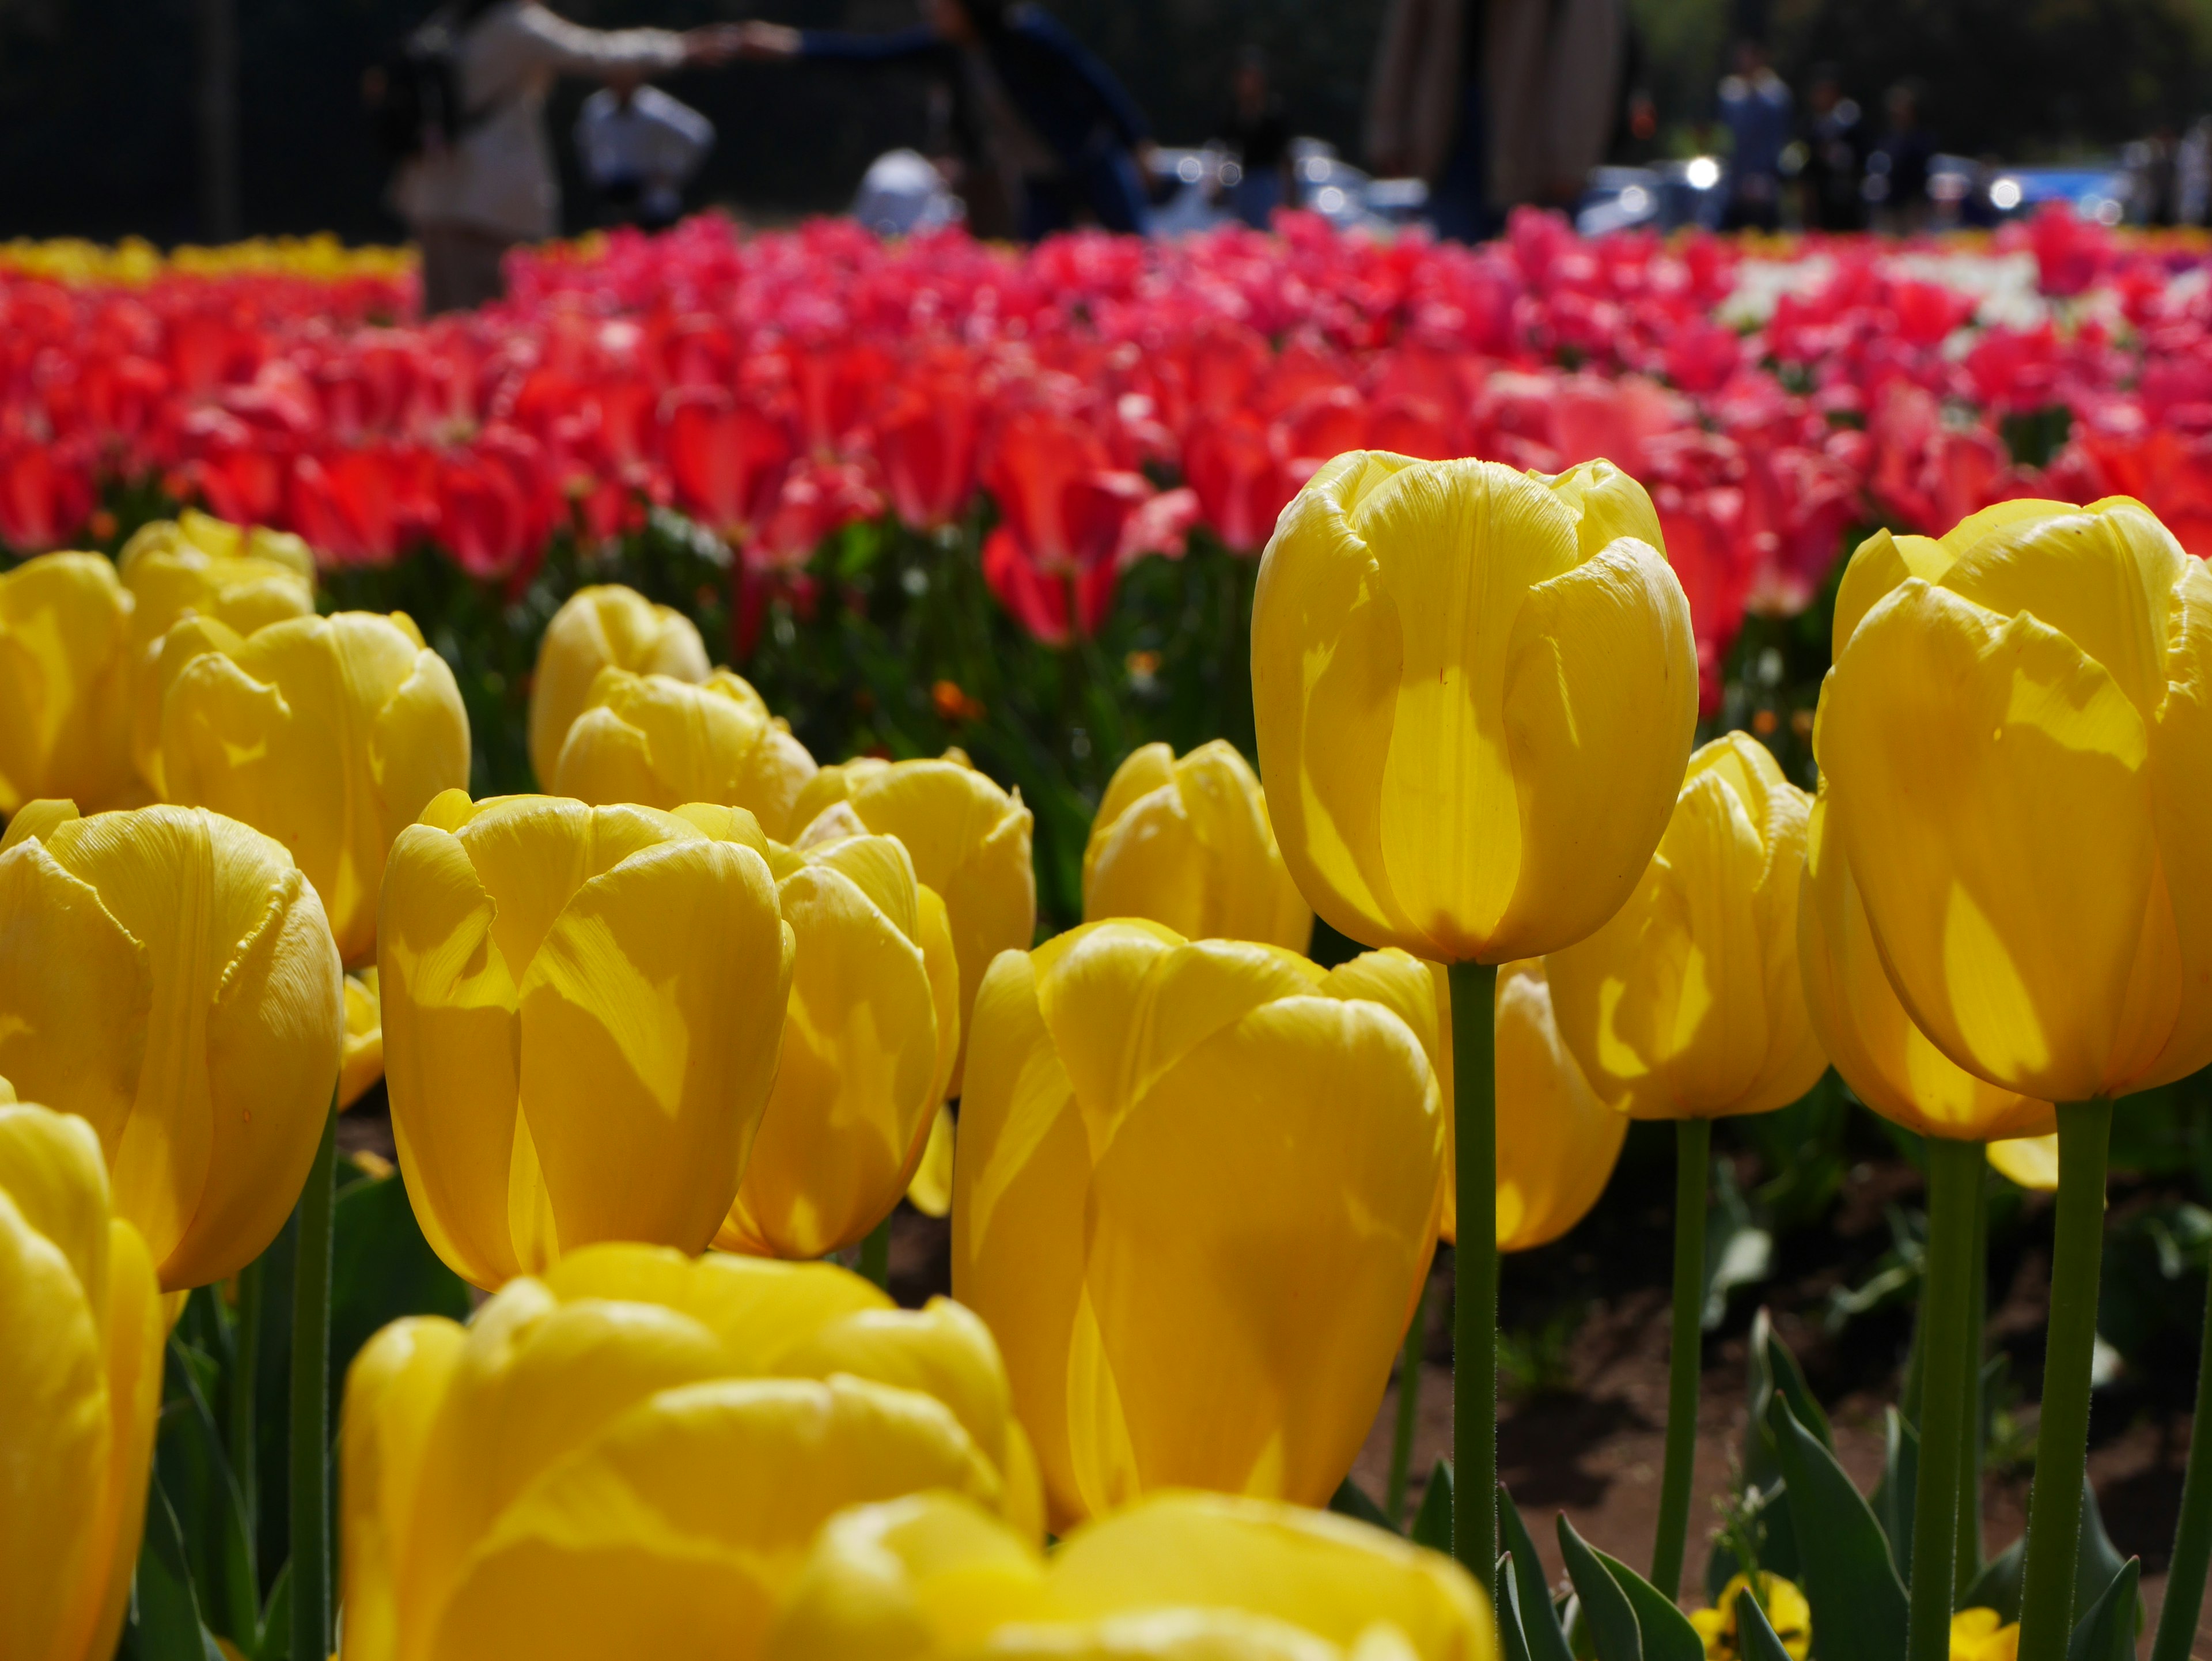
[[681, 24, 745, 66], [1134, 139, 1161, 179], [734, 21, 803, 59]]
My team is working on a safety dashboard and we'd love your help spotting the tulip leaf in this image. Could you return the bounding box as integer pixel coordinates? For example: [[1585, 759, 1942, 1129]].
[[1499, 1483, 1575, 1661], [2066, 1556, 2140, 1661], [251, 1562, 292, 1661], [154, 1323, 260, 1650], [1592, 1544, 1705, 1661], [330, 1166, 471, 1409], [1410, 1459, 1455, 1553], [1732, 1584, 1799, 1661], [1328, 1476, 1396, 1533], [1764, 1392, 1906, 1661], [128, 1478, 228, 1661], [2073, 1473, 2133, 1629], [1866, 1405, 1919, 1575], [1497, 1554, 1537, 1661], [1556, 1514, 1644, 1661], [1962, 1535, 2026, 1624]]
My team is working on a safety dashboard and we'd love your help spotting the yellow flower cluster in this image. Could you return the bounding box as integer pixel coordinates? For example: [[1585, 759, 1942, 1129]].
[[0, 233, 414, 285]]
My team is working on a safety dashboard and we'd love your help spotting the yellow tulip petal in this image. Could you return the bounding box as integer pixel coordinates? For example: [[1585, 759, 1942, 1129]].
[[1032, 921, 1185, 1150], [519, 838, 790, 1261], [1084, 995, 1440, 1508], [0, 1105, 111, 1309], [1494, 961, 1624, 1250], [2139, 557, 2212, 1090], [456, 798, 692, 986], [907, 1104, 957, 1218], [528, 587, 710, 791], [340, 1316, 467, 1661], [1987, 1136, 2059, 1191], [1, 796, 80, 853], [1823, 581, 2158, 1100], [340, 970, 386, 1112], [0, 553, 135, 816], [82, 1214, 161, 1661], [1540, 456, 1667, 559]]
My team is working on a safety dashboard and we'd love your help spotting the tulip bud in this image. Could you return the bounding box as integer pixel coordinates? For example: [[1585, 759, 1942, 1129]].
[[378, 793, 793, 1289], [0, 553, 135, 816], [340, 970, 384, 1112], [116, 512, 317, 794], [154, 611, 471, 967], [1082, 740, 1312, 952], [953, 921, 1443, 1528], [768, 1489, 1496, 1661], [1547, 733, 1828, 1121], [0, 1103, 165, 1661], [528, 585, 710, 790], [793, 752, 1035, 1094], [712, 827, 960, 1259], [553, 665, 817, 839], [0, 802, 344, 1290], [1987, 1136, 2058, 1190], [1800, 784, 2051, 1143], [1816, 497, 2212, 1102], [339, 1244, 1040, 1661], [1251, 453, 1698, 964]]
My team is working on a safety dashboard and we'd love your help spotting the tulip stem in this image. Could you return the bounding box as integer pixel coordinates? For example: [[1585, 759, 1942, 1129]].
[[290, 1095, 338, 1661], [1956, 1160, 1988, 1599], [1908, 1137, 1983, 1661], [1388, 1276, 1429, 1527], [1447, 959, 1499, 1576], [1651, 1115, 1710, 1603], [2149, 1251, 2212, 1661], [2015, 1096, 2113, 1661], [858, 1214, 892, 1291], [231, 1254, 263, 1538]]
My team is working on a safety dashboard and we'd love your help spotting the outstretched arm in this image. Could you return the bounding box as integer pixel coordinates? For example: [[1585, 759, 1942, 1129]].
[[1020, 13, 1149, 147], [737, 21, 944, 65], [511, 2, 734, 76]]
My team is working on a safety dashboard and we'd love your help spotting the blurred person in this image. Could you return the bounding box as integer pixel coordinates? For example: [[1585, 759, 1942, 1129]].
[[1716, 37, 1789, 232], [738, 1, 1154, 242], [2142, 124, 2181, 226], [1865, 80, 1934, 233], [1799, 62, 1866, 232], [1213, 46, 1294, 229], [388, 1, 738, 312], [2180, 117, 2212, 226], [1368, 0, 1625, 242], [575, 73, 714, 231]]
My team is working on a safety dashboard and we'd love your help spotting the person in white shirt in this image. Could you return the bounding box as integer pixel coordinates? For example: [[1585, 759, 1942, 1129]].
[[575, 75, 716, 231], [391, 0, 736, 312]]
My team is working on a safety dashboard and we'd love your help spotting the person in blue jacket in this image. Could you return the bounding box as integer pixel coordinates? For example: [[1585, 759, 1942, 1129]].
[[740, 0, 1154, 241]]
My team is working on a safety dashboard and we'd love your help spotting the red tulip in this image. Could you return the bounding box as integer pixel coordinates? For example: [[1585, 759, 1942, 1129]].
[[0, 437, 94, 553], [664, 385, 792, 541]]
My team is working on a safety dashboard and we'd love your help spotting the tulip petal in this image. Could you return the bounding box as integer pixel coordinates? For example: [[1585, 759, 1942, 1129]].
[[1823, 581, 2159, 1100], [81, 1213, 161, 1661], [457, 798, 693, 981], [380, 824, 525, 1289], [541, 1245, 890, 1372], [1494, 536, 1699, 962], [1494, 961, 1625, 1250], [1031, 921, 1183, 1150], [528, 587, 710, 792], [341, 1316, 468, 1661], [519, 838, 791, 1259], [1084, 995, 1440, 1507], [0, 1103, 111, 1314]]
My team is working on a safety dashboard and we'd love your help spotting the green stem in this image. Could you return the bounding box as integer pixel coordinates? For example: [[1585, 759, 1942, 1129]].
[[1908, 1137, 1983, 1661], [1388, 1277, 1429, 1527], [2150, 1253, 2212, 1661], [1651, 1116, 1712, 1602], [2016, 1097, 2114, 1661], [858, 1214, 892, 1291], [290, 1096, 338, 1661], [1448, 959, 1499, 1575], [230, 1254, 263, 1540], [1957, 1160, 1988, 1599]]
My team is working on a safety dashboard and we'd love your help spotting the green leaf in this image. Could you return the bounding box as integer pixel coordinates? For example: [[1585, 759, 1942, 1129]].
[[330, 1168, 472, 1413], [1733, 1584, 1800, 1661], [1589, 1543, 1705, 1661], [1764, 1325, 1834, 1451], [1765, 1393, 1906, 1661], [130, 1479, 226, 1661], [1410, 1459, 1455, 1553], [1703, 1157, 1774, 1331], [2073, 1473, 2132, 1630], [1961, 1535, 2025, 1624], [1497, 1555, 1537, 1661], [1500, 1484, 1575, 1661], [1866, 1406, 1919, 1575], [154, 1331, 259, 1648], [1328, 1476, 1395, 1532], [2066, 1557, 2141, 1661], [1556, 1514, 1643, 1661]]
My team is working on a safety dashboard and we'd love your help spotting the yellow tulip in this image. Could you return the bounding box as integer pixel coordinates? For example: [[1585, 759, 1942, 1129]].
[[1251, 453, 1698, 964], [767, 1489, 1496, 1661], [337, 1242, 1040, 1661], [117, 512, 317, 793], [0, 1102, 164, 1661], [1949, 1607, 2022, 1661], [1816, 498, 2212, 1102], [528, 584, 710, 790], [154, 611, 471, 966], [0, 802, 344, 1288], [1986, 1136, 2058, 1190], [0, 553, 136, 816], [552, 665, 817, 839], [1546, 733, 1827, 1121], [377, 792, 793, 1289], [1800, 784, 2052, 1143], [793, 752, 1035, 1093], [1690, 1572, 1812, 1660], [1081, 739, 1312, 952], [340, 970, 384, 1111], [906, 1106, 956, 1219], [715, 826, 960, 1259], [952, 920, 1443, 1528]]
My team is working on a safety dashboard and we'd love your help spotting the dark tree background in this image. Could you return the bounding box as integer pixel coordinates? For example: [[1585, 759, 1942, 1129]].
[[0, 0, 2207, 245]]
